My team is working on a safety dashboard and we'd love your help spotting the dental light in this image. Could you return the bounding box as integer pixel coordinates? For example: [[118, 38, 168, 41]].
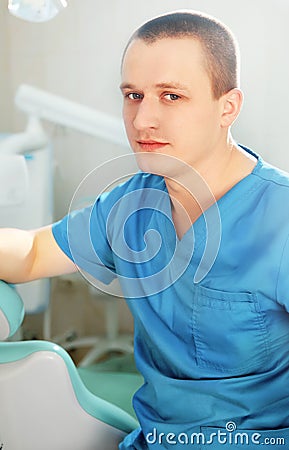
[[8, 0, 68, 23], [0, 84, 128, 154]]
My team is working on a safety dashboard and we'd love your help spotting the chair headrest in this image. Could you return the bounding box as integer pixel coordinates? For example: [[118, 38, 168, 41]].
[[0, 281, 24, 340]]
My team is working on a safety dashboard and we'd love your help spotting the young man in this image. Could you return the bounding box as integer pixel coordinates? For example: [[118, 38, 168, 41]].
[[1, 10, 289, 449]]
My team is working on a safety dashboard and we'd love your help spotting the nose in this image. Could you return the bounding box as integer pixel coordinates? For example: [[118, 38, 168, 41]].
[[133, 97, 160, 131]]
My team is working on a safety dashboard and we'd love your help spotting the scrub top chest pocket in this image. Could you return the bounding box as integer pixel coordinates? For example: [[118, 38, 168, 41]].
[[192, 285, 269, 376]]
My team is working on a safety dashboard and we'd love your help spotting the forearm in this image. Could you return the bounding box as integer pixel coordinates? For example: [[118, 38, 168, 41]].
[[0, 228, 36, 283], [0, 225, 78, 284]]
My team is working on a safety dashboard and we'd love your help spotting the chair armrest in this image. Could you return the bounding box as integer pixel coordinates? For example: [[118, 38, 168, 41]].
[[0, 280, 24, 340]]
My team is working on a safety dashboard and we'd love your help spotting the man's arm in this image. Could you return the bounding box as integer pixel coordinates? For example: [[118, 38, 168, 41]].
[[0, 225, 77, 283]]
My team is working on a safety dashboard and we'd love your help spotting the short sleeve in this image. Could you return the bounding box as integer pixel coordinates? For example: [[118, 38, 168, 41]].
[[52, 197, 117, 285], [276, 231, 289, 311]]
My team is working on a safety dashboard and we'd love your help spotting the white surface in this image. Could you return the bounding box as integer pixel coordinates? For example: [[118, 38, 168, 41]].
[[0, 117, 48, 155], [0, 144, 52, 313], [15, 84, 129, 147], [0, 155, 28, 206], [0, 350, 126, 450]]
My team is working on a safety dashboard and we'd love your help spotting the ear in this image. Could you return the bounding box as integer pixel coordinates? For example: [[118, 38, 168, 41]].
[[220, 88, 243, 128]]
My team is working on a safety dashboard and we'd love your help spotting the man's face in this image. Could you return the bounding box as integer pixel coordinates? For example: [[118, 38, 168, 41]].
[[120, 37, 225, 173]]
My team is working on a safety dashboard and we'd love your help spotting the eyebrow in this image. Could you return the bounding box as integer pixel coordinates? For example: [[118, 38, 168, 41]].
[[119, 81, 189, 92], [119, 83, 135, 91], [155, 82, 189, 91]]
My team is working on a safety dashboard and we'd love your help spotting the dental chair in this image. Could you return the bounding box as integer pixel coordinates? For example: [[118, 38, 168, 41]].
[[0, 280, 141, 450]]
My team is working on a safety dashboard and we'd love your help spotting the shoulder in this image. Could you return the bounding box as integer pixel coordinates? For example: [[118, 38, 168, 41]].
[[254, 158, 289, 189], [236, 146, 289, 236], [253, 157, 289, 218], [239, 144, 289, 189], [248, 149, 289, 230], [241, 144, 289, 200]]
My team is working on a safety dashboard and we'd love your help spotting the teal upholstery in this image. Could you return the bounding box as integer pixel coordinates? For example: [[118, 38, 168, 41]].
[[0, 339, 138, 431], [78, 369, 143, 419], [0, 280, 24, 338], [0, 280, 140, 449]]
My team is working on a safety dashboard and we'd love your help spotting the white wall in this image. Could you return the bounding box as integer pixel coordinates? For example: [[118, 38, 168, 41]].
[[0, 2, 12, 131], [1, 0, 289, 219]]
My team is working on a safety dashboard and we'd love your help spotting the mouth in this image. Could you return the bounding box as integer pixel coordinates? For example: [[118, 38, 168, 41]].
[[136, 140, 169, 152]]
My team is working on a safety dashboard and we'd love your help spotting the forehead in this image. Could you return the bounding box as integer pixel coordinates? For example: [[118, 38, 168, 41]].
[[121, 37, 209, 87]]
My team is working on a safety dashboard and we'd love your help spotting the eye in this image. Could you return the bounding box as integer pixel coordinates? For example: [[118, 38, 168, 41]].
[[163, 93, 181, 101], [126, 92, 143, 100]]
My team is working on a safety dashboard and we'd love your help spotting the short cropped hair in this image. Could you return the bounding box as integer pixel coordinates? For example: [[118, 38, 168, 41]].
[[123, 11, 240, 99]]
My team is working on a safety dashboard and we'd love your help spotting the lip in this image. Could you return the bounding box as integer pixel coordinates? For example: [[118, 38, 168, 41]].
[[136, 140, 169, 152]]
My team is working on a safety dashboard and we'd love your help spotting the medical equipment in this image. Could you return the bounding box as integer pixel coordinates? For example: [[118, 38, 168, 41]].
[[0, 83, 131, 363], [0, 280, 141, 450], [15, 84, 128, 147], [0, 133, 52, 315], [8, 0, 68, 23]]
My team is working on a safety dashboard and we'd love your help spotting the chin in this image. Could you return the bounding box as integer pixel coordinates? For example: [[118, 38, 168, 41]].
[[134, 152, 187, 179]]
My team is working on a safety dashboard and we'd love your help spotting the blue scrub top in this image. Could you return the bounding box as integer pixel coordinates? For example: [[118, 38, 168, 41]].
[[52, 146, 289, 449]]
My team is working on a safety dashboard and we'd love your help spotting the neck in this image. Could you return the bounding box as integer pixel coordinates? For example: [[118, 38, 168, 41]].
[[164, 138, 257, 238]]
